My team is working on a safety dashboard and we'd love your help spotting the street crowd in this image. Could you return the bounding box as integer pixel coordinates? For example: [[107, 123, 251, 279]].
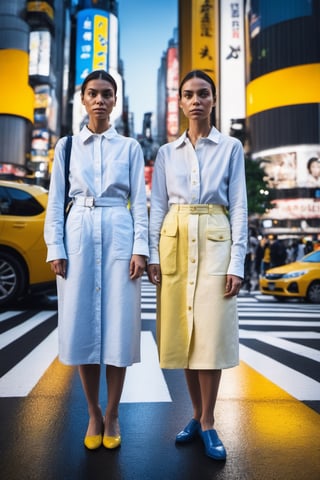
[[243, 232, 319, 292]]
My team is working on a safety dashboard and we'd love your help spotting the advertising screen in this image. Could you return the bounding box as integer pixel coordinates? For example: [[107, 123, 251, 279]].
[[75, 9, 110, 87], [254, 146, 320, 234], [29, 30, 51, 77], [258, 147, 320, 190], [166, 47, 179, 141]]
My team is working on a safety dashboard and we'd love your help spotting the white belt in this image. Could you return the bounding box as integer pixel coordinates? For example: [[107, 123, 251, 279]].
[[73, 196, 128, 207]]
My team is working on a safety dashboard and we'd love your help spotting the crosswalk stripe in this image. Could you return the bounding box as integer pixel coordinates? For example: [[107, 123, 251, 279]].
[[239, 330, 320, 362], [238, 311, 320, 318], [263, 331, 320, 338], [0, 311, 23, 322], [0, 329, 58, 397], [1, 311, 56, 348], [239, 320, 320, 326], [142, 312, 156, 320], [121, 331, 172, 403], [240, 344, 320, 401]]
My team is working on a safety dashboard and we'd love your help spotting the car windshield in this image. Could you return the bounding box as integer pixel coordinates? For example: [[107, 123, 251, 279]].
[[302, 251, 320, 263]]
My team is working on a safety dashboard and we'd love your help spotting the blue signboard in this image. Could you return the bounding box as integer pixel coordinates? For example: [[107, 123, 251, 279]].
[[75, 8, 110, 87]]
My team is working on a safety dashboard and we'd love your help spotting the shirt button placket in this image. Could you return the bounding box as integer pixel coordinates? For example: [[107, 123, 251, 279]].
[[93, 135, 103, 359], [190, 150, 200, 204]]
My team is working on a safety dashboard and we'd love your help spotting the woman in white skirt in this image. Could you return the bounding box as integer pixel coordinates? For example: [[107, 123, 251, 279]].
[[148, 70, 247, 460], [45, 70, 149, 450]]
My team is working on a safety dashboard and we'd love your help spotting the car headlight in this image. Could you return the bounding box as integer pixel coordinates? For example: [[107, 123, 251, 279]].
[[283, 270, 308, 279]]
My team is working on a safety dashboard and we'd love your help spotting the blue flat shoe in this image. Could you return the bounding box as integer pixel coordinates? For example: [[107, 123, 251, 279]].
[[175, 419, 200, 443], [200, 429, 227, 460]]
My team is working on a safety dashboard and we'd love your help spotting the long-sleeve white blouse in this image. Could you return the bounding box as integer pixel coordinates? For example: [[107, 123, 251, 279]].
[[45, 126, 149, 261], [149, 127, 248, 278]]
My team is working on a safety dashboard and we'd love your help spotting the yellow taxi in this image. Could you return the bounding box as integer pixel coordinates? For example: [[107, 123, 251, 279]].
[[259, 250, 320, 303], [0, 180, 55, 306]]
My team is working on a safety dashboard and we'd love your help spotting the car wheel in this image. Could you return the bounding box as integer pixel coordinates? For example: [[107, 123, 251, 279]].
[[306, 281, 320, 304], [0, 251, 27, 306]]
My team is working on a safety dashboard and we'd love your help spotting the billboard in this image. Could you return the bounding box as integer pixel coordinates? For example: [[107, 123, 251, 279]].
[[166, 46, 179, 141], [75, 9, 110, 87], [29, 30, 51, 77], [73, 10, 122, 133], [220, 0, 245, 135], [191, 0, 218, 81], [254, 146, 320, 233], [256, 146, 320, 190]]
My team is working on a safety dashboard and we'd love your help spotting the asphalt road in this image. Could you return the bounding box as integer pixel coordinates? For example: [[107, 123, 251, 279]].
[[1, 279, 320, 480]]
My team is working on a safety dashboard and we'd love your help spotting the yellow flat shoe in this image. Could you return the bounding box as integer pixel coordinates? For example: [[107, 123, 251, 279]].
[[103, 435, 121, 449], [84, 434, 102, 450]]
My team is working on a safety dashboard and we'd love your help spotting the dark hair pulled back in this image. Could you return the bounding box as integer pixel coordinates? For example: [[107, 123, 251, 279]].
[[179, 70, 216, 99], [81, 70, 117, 96]]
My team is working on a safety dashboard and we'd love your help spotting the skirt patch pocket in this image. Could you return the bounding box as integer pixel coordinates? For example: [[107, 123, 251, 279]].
[[206, 227, 231, 275], [159, 216, 178, 275]]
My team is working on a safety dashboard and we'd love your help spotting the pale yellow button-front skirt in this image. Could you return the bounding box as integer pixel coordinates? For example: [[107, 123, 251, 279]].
[[157, 204, 239, 370]]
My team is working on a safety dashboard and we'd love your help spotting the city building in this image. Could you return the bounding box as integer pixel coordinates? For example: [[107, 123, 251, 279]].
[[0, 0, 126, 182], [246, 0, 320, 237], [1, 0, 319, 240]]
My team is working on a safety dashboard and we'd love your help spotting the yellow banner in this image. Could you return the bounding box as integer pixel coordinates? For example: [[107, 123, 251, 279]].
[[192, 0, 218, 82], [93, 15, 108, 71]]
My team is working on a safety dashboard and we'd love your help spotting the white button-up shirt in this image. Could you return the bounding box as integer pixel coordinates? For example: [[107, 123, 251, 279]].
[[149, 127, 248, 277]]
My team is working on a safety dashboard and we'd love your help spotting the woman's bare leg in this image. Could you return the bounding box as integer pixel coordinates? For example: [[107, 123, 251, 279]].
[[78, 364, 103, 436], [198, 369, 222, 430], [184, 369, 202, 421], [104, 365, 126, 436]]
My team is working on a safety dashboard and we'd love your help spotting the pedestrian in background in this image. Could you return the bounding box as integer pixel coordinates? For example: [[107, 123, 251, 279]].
[[44, 70, 149, 450], [243, 230, 259, 292], [304, 240, 314, 255], [270, 235, 287, 267], [261, 238, 271, 273], [295, 238, 306, 260], [148, 70, 247, 461], [254, 238, 264, 279]]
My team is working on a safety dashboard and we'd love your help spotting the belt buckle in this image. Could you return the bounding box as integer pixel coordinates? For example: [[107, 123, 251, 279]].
[[84, 196, 95, 207]]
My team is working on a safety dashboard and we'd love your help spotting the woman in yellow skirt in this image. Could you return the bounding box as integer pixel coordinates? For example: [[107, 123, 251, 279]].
[[148, 70, 248, 460]]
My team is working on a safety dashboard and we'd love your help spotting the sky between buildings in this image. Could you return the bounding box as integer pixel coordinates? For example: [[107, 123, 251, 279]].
[[118, 0, 178, 134]]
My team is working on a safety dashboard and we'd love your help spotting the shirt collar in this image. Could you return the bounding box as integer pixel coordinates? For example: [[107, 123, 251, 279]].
[[173, 126, 221, 149], [79, 125, 118, 143]]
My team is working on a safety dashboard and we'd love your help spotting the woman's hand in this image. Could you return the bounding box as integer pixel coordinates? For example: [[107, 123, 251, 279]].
[[224, 274, 243, 298], [147, 263, 161, 286], [130, 254, 146, 280], [50, 259, 67, 279]]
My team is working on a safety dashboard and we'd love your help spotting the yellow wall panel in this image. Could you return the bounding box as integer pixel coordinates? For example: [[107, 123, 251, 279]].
[[247, 64, 320, 117], [0, 50, 34, 122]]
